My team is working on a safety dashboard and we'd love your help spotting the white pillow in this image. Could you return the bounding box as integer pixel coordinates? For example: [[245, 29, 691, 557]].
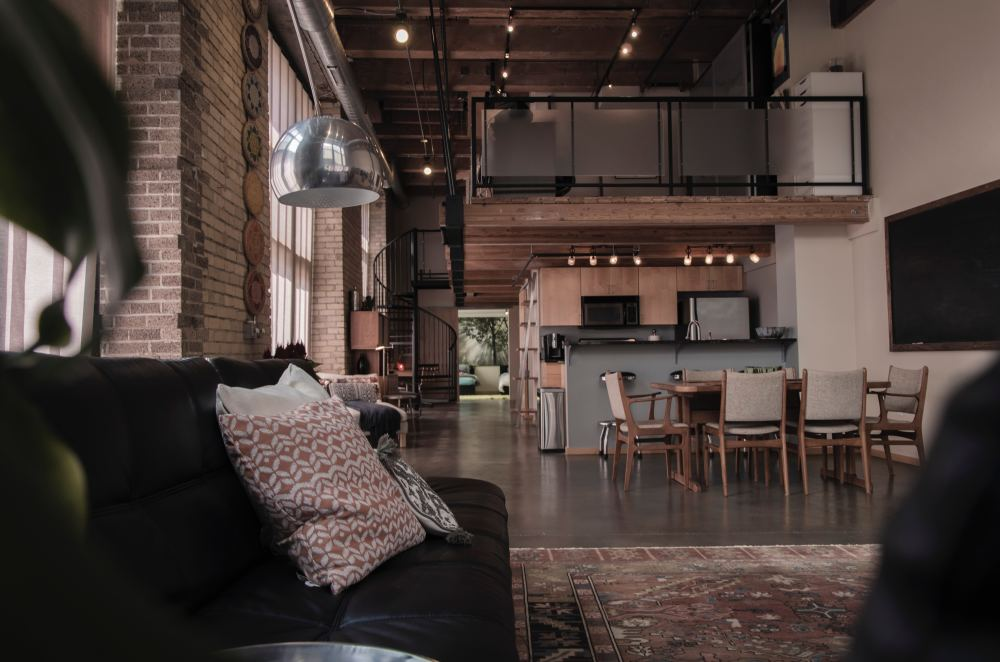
[[216, 364, 328, 416]]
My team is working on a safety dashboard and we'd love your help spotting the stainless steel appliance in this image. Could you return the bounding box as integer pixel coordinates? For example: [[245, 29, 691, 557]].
[[538, 388, 566, 451], [541, 333, 566, 362], [581, 296, 640, 328], [681, 297, 750, 340]]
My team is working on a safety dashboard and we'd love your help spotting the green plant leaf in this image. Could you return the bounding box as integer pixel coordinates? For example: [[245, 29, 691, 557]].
[[0, 0, 142, 304], [35, 299, 73, 349]]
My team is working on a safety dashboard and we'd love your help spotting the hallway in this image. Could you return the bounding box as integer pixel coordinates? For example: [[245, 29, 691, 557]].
[[401, 400, 917, 548]]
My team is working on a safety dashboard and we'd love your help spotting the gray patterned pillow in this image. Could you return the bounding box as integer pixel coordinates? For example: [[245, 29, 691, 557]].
[[376, 436, 472, 545], [328, 381, 379, 403]]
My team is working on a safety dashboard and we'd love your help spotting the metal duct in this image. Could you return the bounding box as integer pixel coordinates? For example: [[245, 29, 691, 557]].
[[289, 0, 406, 204]]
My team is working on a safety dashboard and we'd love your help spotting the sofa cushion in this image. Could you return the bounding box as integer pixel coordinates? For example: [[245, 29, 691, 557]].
[[216, 365, 328, 416]]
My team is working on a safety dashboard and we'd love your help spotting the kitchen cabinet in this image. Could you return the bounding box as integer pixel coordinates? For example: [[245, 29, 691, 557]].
[[580, 267, 639, 296], [676, 265, 743, 292], [539, 268, 581, 326], [540, 361, 566, 388], [638, 267, 678, 325]]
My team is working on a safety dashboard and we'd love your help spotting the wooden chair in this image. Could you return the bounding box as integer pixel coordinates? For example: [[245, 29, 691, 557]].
[[682, 369, 725, 480], [789, 368, 872, 495], [703, 371, 790, 497], [866, 366, 929, 475], [606, 372, 690, 491]]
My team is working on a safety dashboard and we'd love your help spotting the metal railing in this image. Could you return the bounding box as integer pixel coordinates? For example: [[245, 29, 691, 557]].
[[470, 94, 869, 197]]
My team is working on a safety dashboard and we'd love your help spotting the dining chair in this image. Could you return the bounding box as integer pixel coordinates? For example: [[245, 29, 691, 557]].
[[866, 366, 929, 475], [606, 372, 690, 491], [682, 369, 726, 479], [703, 371, 789, 497], [789, 368, 871, 495]]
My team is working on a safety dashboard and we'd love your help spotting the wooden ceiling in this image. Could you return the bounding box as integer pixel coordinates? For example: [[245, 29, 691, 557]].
[[268, 0, 759, 192]]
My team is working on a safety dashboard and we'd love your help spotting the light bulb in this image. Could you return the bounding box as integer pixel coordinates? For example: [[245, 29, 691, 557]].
[[609, 253, 619, 265], [749, 249, 761, 263], [726, 251, 735, 264], [567, 254, 576, 266], [607, 82, 614, 89], [504, 52, 510, 59], [630, 22, 640, 39], [683, 251, 692, 266], [507, 22, 514, 33], [501, 69, 509, 79], [589, 252, 598, 267], [393, 25, 410, 45], [422, 161, 432, 176], [632, 249, 641, 266], [620, 43, 632, 56], [705, 250, 714, 265]]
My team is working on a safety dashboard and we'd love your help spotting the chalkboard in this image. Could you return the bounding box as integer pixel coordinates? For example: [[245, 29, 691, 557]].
[[886, 180, 1000, 351]]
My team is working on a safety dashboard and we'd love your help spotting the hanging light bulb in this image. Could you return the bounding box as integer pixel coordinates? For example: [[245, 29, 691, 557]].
[[632, 247, 642, 266], [504, 51, 510, 60], [630, 21, 640, 39], [422, 159, 432, 176], [620, 42, 632, 56], [393, 11, 410, 45], [589, 249, 598, 267], [606, 82, 614, 89], [507, 7, 514, 32], [726, 248, 735, 264], [683, 248, 693, 266], [749, 247, 761, 263], [501, 69, 509, 79], [609, 247, 619, 265], [704, 248, 714, 265], [567, 247, 576, 266]]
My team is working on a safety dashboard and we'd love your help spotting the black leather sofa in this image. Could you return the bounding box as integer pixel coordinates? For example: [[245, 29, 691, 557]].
[[12, 355, 517, 662]]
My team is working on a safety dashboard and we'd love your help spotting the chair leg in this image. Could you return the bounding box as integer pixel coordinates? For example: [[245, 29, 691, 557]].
[[915, 431, 926, 466], [703, 437, 712, 488], [799, 434, 810, 495], [860, 439, 873, 495], [764, 447, 771, 487], [611, 435, 622, 482], [779, 439, 790, 497], [883, 443, 895, 476], [624, 435, 637, 491], [719, 440, 730, 497]]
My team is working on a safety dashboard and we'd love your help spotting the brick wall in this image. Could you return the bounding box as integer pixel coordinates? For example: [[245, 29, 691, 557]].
[[103, 0, 269, 359], [310, 208, 346, 373], [368, 198, 387, 296]]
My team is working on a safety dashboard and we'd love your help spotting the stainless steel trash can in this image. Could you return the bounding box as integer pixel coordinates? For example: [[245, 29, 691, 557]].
[[538, 387, 566, 451]]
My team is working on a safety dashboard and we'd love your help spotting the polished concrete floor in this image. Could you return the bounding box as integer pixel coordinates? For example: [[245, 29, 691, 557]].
[[400, 399, 920, 548]]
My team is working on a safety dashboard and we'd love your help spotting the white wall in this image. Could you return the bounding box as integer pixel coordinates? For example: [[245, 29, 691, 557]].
[[784, 0, 1000, 450]]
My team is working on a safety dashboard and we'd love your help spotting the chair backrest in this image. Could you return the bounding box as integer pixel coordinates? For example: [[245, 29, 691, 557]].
[[604, 372, 629, 422], [885, 365, 927, 414], [683, 368, 725, 382], [802, 368, 866, 421], [784, 367, 797, 379], [722, 370, 785, 423]]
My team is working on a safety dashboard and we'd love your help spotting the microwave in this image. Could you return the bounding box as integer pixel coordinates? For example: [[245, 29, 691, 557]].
[[581, 296, 640, 328]]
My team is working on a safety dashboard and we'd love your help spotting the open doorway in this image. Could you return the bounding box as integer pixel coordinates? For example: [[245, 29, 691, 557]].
[[458, 309, 510, 401]]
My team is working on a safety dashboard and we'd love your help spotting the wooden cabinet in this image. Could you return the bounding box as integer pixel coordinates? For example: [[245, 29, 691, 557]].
[[638, 267, 678, 325], [540, 361, 566, 388], [539, 268, 581, 326], [676, 265, 743, 292], [350, 310, 383, 350], [580, 267, 639, 296]]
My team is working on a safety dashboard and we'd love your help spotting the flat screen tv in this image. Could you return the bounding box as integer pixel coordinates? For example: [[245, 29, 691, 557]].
[[885, 180, 1000, 351]]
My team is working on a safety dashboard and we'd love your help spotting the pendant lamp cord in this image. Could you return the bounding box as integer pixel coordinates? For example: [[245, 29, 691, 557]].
[[286, 0, 321, 116]]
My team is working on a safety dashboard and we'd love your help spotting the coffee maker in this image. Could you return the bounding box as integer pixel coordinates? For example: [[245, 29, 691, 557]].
[[541, 333, 566, 362]]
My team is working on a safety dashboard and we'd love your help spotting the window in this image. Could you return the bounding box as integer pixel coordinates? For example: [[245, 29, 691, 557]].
[[268, 35, 314, 350], [360, 203, 371, 298]]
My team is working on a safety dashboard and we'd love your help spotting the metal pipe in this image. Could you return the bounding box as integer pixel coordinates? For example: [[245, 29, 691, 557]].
[[427, 0, 456, 195], [289, 0, 407, 204]]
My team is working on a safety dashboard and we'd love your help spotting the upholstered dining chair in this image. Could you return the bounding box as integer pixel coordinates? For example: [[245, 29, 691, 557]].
[[866, 365, 929, 475], [789, 368, 871, 495], [606, 372, 690, 491], [703, 371, 790, 497], [682, 369, 726, 479]]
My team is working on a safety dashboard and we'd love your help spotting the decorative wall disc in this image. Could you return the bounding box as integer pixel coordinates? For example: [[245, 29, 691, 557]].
[[243, 169, 266, 216], [242, 121, 264, 166], [242, 24, 263, 70], [242, 71, 264, 119], [242, 218, 267, 266], [244, 269, 266, 315], [243, 0, 264, 22]]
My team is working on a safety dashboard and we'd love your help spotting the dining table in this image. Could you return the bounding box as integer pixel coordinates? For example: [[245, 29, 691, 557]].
[[649, 378, 891, 491]]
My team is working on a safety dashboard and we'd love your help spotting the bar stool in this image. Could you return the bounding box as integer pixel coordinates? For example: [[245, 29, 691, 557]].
[[598, 420, 616, 456]]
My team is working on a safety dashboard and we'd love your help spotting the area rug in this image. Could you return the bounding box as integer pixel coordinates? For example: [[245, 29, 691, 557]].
[[511, 545, 879, 661]]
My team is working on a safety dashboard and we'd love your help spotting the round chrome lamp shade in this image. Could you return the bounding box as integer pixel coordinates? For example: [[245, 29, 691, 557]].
[[270, 116, 384, 208]]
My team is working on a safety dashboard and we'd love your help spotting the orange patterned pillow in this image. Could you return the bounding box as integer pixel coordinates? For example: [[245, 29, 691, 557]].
[[218, 398, 425, 593]]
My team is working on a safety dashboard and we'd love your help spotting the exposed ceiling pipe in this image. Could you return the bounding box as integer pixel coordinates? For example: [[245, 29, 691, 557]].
[[289, 0, 407, 205]]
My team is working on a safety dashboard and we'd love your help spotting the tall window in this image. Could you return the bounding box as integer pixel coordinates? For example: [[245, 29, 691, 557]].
[[360, 203, 371, 298], [268, 35, 314, 350]]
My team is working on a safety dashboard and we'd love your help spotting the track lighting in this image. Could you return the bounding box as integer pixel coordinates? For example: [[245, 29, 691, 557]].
[[632, 248, 641, 266], [704, 248, 714, 265], [422, 158, 432, 176], [749, 247, 761, 263], [504, 51, 510, 59], [567, 247, 576, 266], [630, 21, 640, 39], [501, 69, 509, 79], [589, 250, 598, 267], [620, 42, 632, 56], [609, 247, 619, 265], [507, 7, 514, 33], [683, 248, 692, 266], [606, 82, 614, 89], [393, 12, 410, 45], [725, 249, 735, 264]]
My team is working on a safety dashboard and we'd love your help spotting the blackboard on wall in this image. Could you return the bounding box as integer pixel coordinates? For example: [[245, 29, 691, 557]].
[[886, 180, 1000, 351]]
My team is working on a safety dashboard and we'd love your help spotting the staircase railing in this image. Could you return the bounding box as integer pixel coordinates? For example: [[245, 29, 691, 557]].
[[372, 229, 457, 403]]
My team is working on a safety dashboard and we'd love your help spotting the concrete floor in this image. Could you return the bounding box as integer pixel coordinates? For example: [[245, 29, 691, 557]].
[[401, 399, 919, 548]]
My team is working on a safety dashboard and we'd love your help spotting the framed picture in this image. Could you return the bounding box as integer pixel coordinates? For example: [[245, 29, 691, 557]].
[[771, 0, 790, 91]]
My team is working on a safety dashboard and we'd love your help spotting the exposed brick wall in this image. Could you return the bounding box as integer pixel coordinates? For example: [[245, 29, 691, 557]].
[[310, 208, 347, 373], [102, 0, 269, 359]]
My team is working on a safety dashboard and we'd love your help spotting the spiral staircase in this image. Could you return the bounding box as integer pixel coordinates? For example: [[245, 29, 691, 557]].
[[372, 229, 458, 404]]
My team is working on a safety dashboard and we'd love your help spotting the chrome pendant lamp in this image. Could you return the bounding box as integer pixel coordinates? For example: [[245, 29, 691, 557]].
[[270, 0, 384, 208]]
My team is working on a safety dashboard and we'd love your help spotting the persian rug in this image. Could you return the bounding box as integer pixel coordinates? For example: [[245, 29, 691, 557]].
[[511, 545, 879, 661]]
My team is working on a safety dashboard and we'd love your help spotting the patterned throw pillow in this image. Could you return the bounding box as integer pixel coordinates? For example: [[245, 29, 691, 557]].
[[218, 398, 425, 593], [328, 381, 379, 403], [376, 436, 473, 545]]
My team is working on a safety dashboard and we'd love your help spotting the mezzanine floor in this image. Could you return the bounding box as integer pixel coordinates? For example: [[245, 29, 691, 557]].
[[400, 399, 918, 548]]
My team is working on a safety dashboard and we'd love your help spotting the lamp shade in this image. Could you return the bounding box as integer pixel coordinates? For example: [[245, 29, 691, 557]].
[[270, 116, 384, 208]]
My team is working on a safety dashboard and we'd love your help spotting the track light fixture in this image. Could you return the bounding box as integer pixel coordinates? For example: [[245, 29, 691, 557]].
[[620, 42, 632, 56], [630, 21, 640, 39], [567, 247, 576, 266], [683, 247, 693, 266], [609, 246, 619, 265], [504, 51, 510, 59], [501, 69, 509, 79], [422, 158, 432, 176], [393, 11, 410, 45], [589, 249, 598, 267], [632, 247, 641, 266], [725, 249, 735, 264], [749, 247, 761, 263], [704, 248, 714, 265], [507, 7, 514, 32]]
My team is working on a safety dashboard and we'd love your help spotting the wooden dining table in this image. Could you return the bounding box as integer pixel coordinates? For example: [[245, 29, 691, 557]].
[[649, 378, 891, 491]]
